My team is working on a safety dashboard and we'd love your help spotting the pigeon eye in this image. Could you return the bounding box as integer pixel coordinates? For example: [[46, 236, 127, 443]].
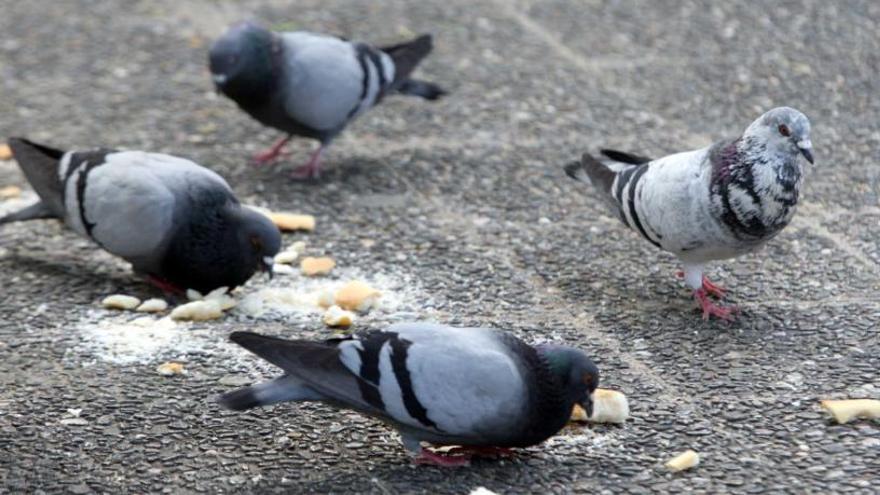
[[581, 372, 595, 388], [778, 124, 791, 137]]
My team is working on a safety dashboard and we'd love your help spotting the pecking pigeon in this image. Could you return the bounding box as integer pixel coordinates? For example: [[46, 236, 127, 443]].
[[564, 107, 814, 320], [209, 22, 446, 179], [217, 323, 599, 467], [0, 138, 281, 294]]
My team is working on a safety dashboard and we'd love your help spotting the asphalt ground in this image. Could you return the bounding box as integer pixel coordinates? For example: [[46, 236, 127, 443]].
[[0, 0, 879, 493]]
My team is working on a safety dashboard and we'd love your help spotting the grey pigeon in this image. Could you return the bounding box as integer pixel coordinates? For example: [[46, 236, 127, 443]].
[[217, 323, 599, 466], [209, 23, 446, 178], [0, 138, 281, 294], [564, 107, 813, 320]]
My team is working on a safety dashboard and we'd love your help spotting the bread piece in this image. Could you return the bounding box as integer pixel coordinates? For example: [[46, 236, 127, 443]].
[[301, 257, 335, 276], [170, 300, 224, 321], [570, 388, 629, 424], [101, 294, 141, 310], [334, 281, 381, 312], [665, 450, 699, 472], [269, 212, 315, 232], [323, 305, 356, 328], [136, 298, 168, 313], [820, 399, 880, 424]]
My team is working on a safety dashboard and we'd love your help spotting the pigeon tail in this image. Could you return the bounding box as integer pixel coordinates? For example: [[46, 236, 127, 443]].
[[396, 79, 446, 100], [381, 34, 435, 89], [599, 148, 652, 165], [217, 375, 324, 411], [0, 201, 55, 225], [6, 138, 67, 216]]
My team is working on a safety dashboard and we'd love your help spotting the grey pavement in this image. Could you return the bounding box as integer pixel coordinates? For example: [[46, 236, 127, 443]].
[[1, 0, 879, 493]]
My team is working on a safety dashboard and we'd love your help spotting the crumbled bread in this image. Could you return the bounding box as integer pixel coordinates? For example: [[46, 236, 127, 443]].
[[665, 450, 699, 472], [170, 300, 223, 321], [820, 399, 880, 424], [323, 305, 356, 328], [301, 257, 335, 276], [0, 144, 11, 160], [316, 289, 335, 309], [269, 212, 315, 232], [274, 250, 299, 264], [571, 388, 630, 424], [136, 298, 168, 313], [0, 185, 21, 199], [203, 287, 236, 310], [334, 281, 381, 312], [101, 294, 141, 310], [156, 362, 185, 376]]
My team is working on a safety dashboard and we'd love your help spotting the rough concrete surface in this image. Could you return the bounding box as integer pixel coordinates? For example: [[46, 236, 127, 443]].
[[1, 0, 879, 493]]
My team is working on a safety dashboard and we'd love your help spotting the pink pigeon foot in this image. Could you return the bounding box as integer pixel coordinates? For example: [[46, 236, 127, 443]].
[[676, 271, 727, 299], [413, 449, 471, 467], [146, 275, 184, 296], [694, 288, 737, 321], [252, 136, 292, 165], [290, 147, 324, 179], [446, 446, 515, 458]]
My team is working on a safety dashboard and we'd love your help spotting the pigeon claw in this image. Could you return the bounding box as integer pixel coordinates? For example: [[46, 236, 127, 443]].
[[289, 147, 324, 180], [694, 288, 737, 321], [676, 271, 727, 299], [700, 276, 727, 299], [252, 136, 293, 166], [413, 449, 471, 467]]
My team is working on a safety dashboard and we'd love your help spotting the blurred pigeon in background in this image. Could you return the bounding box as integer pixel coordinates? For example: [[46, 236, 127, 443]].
[[0, 138, 281, 294], [218, 322, 599, 467], [564, 107, 813, 320], [209, 23, 446, 179]]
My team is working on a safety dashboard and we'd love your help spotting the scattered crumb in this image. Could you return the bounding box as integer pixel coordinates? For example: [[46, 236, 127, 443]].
[[274, 250, 300, 264], [469, 488, 500, 495], [170, 300, 224, 321], [0, 185, 21, 199], [136, 298, 168, 313], [272, 264, 296, 276], [269, 212, 315, 232], [571, 388, 629, 424], [665, 450, 699, 472], [0, 143, 11, 160], [186, 289, 203, 301], [820, 399, 880, 424], [334, 281, 381, 312], [203, 287, 236, 310], [323, 305, 355, 328], [156, 361, 186, 376], [316, 289, 335, 309], [301, 257, 336, 276], [101, 294, 141, 310]]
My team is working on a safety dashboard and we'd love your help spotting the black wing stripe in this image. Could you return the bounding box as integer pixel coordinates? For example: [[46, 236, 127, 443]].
[[626, 165, 661, 248], [389, 337, 437, 429]]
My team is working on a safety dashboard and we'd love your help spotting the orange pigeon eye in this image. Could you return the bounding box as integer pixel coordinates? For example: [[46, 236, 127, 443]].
[[778, 124, 791, 137]]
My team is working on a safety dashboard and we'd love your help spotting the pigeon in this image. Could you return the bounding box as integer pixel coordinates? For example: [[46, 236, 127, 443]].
[[0, 138, 282, 294], [564, 107, 813, 320], [217, 323, 599, 467], [209, 23, 446, 179]]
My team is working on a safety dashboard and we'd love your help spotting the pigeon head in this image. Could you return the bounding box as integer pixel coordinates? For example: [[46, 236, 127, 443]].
[[744, 107, 813, 165], [209, 22, 277, 100], [537, 344, 599, 417], [232, 206, 282, 279]]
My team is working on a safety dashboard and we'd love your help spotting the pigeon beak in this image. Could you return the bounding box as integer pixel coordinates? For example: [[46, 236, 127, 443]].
[[580, 396, 594, 419], [262, 256, 275, 280], [797, 139, 814, 164]]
